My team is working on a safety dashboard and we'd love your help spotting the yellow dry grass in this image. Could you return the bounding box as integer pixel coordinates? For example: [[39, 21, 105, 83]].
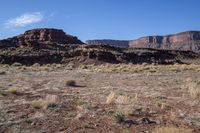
[[92, 64, 200, 74], [106, 91, 116, 104], [152, 126, 193, 133]]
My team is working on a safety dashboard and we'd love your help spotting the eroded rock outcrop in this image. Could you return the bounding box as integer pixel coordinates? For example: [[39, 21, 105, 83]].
[[0, 28, 83, 48]]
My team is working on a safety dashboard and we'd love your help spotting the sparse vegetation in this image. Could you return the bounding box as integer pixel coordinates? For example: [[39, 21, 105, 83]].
[[32, 100, 42, 109], [156, 100, 163, 108], [8, 88, 18, 94], [92, 64, 200, 73], [0, 91, 6, 97], [0, 64, 200, 132], [152, 126, 193, 133], [113, 111, 125, 123], [75, 99, 90, 110], [80, 123, 90, 129], [66, 80, 76, 87]]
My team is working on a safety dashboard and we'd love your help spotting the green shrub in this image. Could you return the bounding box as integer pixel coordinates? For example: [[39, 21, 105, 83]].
[[8, 88, 18, 94], [0, 91, 6, 97], [32, 100, 42, 109], [113, 111, 124, 123]]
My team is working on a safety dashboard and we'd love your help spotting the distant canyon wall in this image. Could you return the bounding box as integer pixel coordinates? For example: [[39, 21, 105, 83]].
[[86, 31, 200, 51]]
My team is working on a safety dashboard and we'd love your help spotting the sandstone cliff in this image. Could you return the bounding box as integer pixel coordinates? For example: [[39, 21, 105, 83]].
[[129, 31, 200, 51], [86, 31, 200, 52]]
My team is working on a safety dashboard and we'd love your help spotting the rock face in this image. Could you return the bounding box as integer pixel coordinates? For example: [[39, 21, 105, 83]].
[[0, 28, 83, 48], [86, 39, 129, 47], [129, 31, 200, 51]]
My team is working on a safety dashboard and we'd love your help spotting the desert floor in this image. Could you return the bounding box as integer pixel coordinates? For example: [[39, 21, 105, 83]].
[[0, 64, 200, 133]]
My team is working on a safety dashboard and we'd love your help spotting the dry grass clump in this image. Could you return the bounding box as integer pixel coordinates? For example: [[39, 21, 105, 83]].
[[155, 99, 172, 110], [152, 126, 193, 133], [80, 122, 91, 129], [8, 88, 18, 94], [185, 78, 200, 100], [75, 99, 89, 110], [66, 80, 76, 87], [106, 91, 116, 104], [115, 94, 135, 115], [0, 91, 6, 97], [169, 64, 200, 72], [122, 129, 130, 133], [32, 100, 42, 109], [32, 94, 59, 109], [106, 91, 136, 115], [43, 94, 59, 109], [94, 64, 158, 73]]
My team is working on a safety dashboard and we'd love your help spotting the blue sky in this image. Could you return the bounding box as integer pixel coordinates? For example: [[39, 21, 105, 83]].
[[0, 0, 200, 41]]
